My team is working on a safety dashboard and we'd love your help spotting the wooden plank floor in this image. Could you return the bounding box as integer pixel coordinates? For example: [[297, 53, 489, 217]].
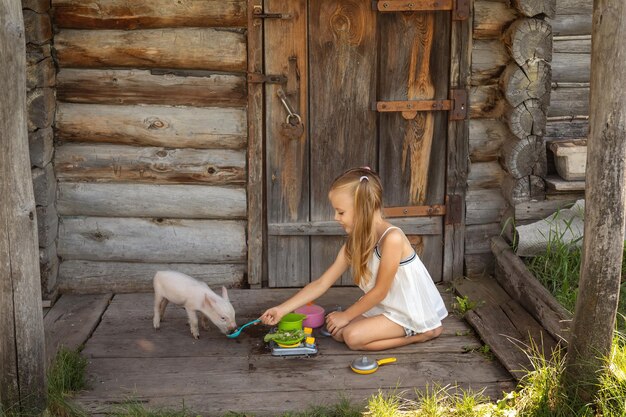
[[66, 287, 516, 416]]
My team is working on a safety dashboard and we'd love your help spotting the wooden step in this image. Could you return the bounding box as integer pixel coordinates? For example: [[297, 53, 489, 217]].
[[454, 275, 561, 380]]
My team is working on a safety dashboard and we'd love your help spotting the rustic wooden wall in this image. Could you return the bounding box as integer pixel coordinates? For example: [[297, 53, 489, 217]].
[[22, 0, 58, 302], [468, 0, 590, 277], [547, 0, 591, 140], [51, 0, 248, 293]]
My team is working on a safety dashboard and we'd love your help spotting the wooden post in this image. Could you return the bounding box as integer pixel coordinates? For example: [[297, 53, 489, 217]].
[[0, 0, 47, 413], [564, 0, 626, 398]]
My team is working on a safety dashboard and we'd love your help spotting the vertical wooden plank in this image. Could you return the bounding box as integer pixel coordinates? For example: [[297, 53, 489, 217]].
[[0, 1, 46, 411], [378, 11, 450, 281], [265, 0, 309, 287], [308, 1, 378, 285], [443, 11, 471, 281], [247, 0, 263, 287]]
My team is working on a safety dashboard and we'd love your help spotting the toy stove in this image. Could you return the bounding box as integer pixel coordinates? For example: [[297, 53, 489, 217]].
[[268, 327, 318, 357]]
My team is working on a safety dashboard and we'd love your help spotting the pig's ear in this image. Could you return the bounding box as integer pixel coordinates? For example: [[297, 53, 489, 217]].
[[204, 294, 215, 307], [221, 286, 229, 301]]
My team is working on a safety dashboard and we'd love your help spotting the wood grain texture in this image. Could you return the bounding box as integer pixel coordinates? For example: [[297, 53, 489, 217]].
[[549, 85, 589, 117], [52, 0, 246, 29], [309, 1, 377, 285], [469, 119, 511, 162], [566, 0, 626, 382], [501, 135, 547, 178], [56, 103, 247, 149], [0, 1, 46, 410], [466, 189, 507, 225], [492, 236, 571, 342], [379, 11, 450, 282], [467, 161, 505, 190], [507, 99, 547, 139], [246, 0, 264, 286], [55, 143, 246, 185], [551, 14, 591, 36], [471, 39, 509, 85], [66, 289, 515, 414], [57, 69, 246, 107], [264, 0, 309, 287], [512, 0, 556, 18], [501, 60, 551, 107], [57, 183, 246, 219], [44, 294, 112, 366], [55, 28, 246, 72], [473, 0, 517, 39], [552, 52, 590, 82], [58, 217, 246, 263], [58, 261, 245, 293], [444, 12, 471, 281], [504, 18, 553, 66]]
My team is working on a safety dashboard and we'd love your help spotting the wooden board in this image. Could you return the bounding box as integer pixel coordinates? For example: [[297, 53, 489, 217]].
[[309, 1, 377, 286], [378, 10, 450, 281], [264, 0, 309, 287], [52, 0, 246, 29], [55, 28, 246, 72], [55, 143, 245, 185], [58, 217, 246, 263], [70, 288, 516, 414], [43, 294, 111, 366], [57, 183, 246, 219], [58, 261, 245, 293], [57, 69, 246, 107], [545, 175, 585, 191], [455, 276, 560, 380], [56, 103, 247, 149]]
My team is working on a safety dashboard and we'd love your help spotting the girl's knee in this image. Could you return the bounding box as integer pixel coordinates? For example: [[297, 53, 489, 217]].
[[419, 325, 443, 342], [342, 326, 365, 350]]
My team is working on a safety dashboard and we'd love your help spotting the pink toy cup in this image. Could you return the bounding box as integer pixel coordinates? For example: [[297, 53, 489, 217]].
[[295, 304, 325, 328]]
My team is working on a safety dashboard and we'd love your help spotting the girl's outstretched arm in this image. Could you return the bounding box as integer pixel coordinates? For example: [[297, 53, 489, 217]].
[[259, 245, 349, 325], [326, 230, 404, 333]]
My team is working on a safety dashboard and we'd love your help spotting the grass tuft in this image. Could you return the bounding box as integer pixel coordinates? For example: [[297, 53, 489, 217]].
[[45, 347, 89, 417]]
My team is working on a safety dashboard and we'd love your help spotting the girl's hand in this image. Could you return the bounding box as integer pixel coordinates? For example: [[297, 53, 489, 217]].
[[326, 311, 350, 335], [260, 306, 285, 326]]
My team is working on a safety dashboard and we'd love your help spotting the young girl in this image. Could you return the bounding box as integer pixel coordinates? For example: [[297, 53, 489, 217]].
[[260, 167, 448, 351]]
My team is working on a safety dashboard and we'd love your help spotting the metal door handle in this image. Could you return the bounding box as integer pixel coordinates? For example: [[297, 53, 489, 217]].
[[277, 88, 302, 125]]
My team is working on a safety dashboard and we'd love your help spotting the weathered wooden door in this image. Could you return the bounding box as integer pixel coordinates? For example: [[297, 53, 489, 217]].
[[263, 1, 461, 287]]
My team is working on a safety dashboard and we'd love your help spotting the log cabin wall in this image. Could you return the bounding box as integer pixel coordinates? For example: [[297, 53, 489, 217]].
[[468, 0, 591, 277], [50, 0, 248, 293], [22, 0, 58, 302]]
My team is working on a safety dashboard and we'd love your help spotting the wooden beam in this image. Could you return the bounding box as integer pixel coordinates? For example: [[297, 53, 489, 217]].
[[52, 0, 246, 29], [55, 28, 247, 72], [246, 0, 264, 287], [565, 0, 626, 393], [0, 0, 46, 412]]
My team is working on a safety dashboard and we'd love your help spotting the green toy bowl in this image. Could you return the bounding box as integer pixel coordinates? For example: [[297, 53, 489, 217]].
[[278, 313, 306, 331]]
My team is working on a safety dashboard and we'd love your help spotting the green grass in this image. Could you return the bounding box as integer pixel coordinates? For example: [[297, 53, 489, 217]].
[[453, 295, 484, 316], [523, 222, 626, 332], [0, 347, 88, 417]]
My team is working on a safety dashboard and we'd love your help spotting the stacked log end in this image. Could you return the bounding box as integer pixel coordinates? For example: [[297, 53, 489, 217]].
[[499, 2, 554, 207], [466, 0, 555, 277], [23, 0, 58, 301]]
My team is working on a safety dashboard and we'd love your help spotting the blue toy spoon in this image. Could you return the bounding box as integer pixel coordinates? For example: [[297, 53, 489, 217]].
[[226, 318, 261, 338]]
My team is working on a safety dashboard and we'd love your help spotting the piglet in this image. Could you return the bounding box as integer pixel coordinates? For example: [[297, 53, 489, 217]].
[[153, 271, 237, 339]]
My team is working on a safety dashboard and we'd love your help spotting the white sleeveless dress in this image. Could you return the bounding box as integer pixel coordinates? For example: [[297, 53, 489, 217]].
[[359, 226, 448, 333]]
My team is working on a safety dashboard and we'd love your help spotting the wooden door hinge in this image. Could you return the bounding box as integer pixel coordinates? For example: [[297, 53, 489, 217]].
[[372, 0, 469, 20], [384, 205, 446, 218], [252, 5, 292, 19], [449, 88, 468, 121], [373, 88, 467, 121], [445, 194, 463, 225], [247, 73, 288, 84]]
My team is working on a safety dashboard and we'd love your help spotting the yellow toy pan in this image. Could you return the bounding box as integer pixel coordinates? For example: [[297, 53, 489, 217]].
[[350, 356, 397, 374]]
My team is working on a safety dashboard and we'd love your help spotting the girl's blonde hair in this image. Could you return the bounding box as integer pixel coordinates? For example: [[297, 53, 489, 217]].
[[330, 167, 383, 285]]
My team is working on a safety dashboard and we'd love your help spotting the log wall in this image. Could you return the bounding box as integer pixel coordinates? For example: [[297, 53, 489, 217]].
[[468, 0, 590, 277], [22, 0, 58, 301], [51, 0, 248, 293]]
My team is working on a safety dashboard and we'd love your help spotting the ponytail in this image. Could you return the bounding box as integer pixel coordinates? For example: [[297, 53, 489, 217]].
[[330, 168, 383, 285]]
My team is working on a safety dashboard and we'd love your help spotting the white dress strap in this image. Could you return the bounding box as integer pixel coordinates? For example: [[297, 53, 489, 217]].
[[376, 226, 401, 245]]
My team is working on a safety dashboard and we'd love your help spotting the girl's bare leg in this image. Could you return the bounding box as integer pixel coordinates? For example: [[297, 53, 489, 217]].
[[334, 315, 443, 351]]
